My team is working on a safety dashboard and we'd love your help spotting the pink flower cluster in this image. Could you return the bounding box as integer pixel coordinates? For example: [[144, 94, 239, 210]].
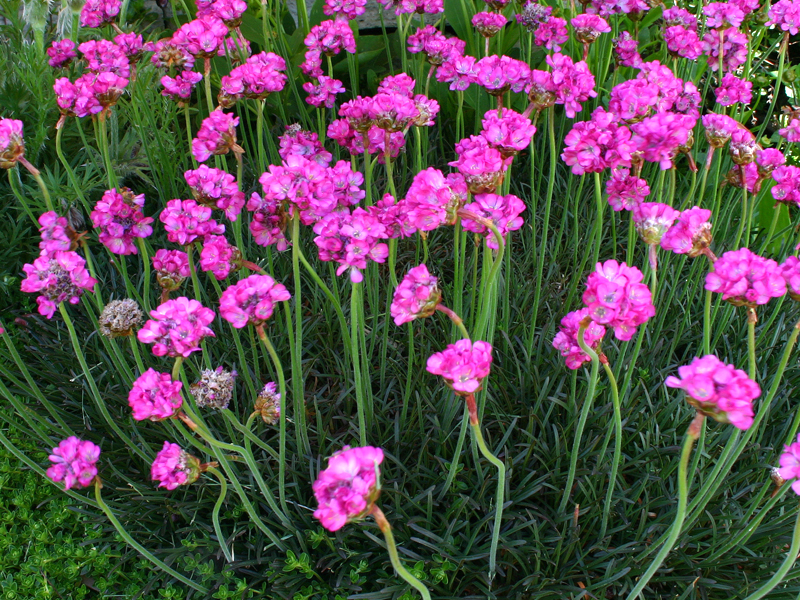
[[47, 39, 77, 68], [152, 442, 200, 490], [47, 437, 101, 490], [391, 264, 441, 325], [780, 256, 800, 300], [481, 109, 536, 158], [562, 108, 633, 175], [219, 274, 290, 328], [703, 28, 748, 73], [313, 446, 384, 532], [705, 248, 786, 306], [279, 125, 332, 166], [200, 234, 239, 280], [21, 251, 97, 318], [461, 193, 526, 249], [427, 339, 493, 394], [80, 0, 121, 28], [219, 51, 287, 106], [665, 355, 759, 430], [552, 308, 606, 369], [630, 112, 696, 170], [376, 0, 442, 15], [79, 39, 130, 78], [778, 434, 800, 495], [473, 12, 508, 38], [582, 260, 655, 341], [172, 16, 229, 58], [473, 55, 531, 96], [184, 166, 245, 220], [192, 110, 240, 163], [613, 32, 642, 67], [324, 0, 367, 19], [715, 74, 752, 107], [137, 297, 216, 357], [160, 199, 225, 245], [0, 118, 25, 169], [771, 166, 800, 206], [517, 5, 568, 52], [571, 14, 611, 45], [660, 207, 713, 257], [632, 202, 680, 245], [402, 168, 468, 232], [90, 188, 154, 255], [768, 0, 800, 34], [301, 19, 356, 78], [153, 249, 190, 291], [450, 136, 507, 194], [161, 71, 204, 102], [606, 169, 650, 211], [128, 369, 183, 421], [409, 25, 465, 66], [547, 53, 597, 118], [313, 208, 389, 282], [196, 0, 248, 25], [54, 72, 129, 118], [38, 211, 73, 254]]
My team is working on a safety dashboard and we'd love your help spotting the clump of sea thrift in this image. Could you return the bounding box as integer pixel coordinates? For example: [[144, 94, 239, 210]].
[[137, 297, 216, 357], [128, 369, 183, 421], [461, 193, 526, 249], [552, 308, 606, 369], [98, 299, 144, 337], [606, 169, 649, 211], [192, 110, 241, 163], [47, 39, 77, 68], [391, 264, 441, 326], [47, 437, 101, 490], [219, 274, 291, 328], [313, 208, 389, 282], [427, 340, 493, 395], [666, 355, 760, 430], [705, 248, 786, 307], [313, 446, 384, 532], [191, 366, 237, 409], [151, 442, 202, 490], [199, 234, 240, 280], [184, 166, 245, 221], [254, 382, 280, 424]]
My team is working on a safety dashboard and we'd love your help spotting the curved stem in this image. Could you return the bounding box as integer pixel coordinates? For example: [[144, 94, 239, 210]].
[[599, 360, 622, 541], [623, 413, 703, 600], [94, 480, 209, 593], [204, 466, 233, 563], [436, 304, 470, 340], [18, 157, 53, 212], [742, 501, 800, 600], [95, 113, 116, 189], [370, 505, 432, 600], [137, 238, 152, 314], [7, 167, 38, 226]]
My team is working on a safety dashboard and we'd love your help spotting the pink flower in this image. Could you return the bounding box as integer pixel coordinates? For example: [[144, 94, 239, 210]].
[[780, 256, 800, 300], [756, 148, 786, 175], [779, 118, 800, 143], [377, 0, 443, 14], [633, 202, 680, 245], [703, 2, 745, 28], [153, 249, 191, 291], [219, 274, 291, 328], [778, 433, 800, 494], [547, 53, 597, 118], [571, 14, 611, 45], [461, 193, 526, 249], [80, 0, 121, 27], [313, 446, 384, 532], [369, 92, 420, 132], [585, 0, 649, 16], [47, 39, 77, 68], [70, 72, 129, 117], [552, 308, 606, 369], [613, 32, 642, 67], [199, 234, 239, 280], [403, 168, 468, 231], [38, 211, 73, 254], [665, 355, 759, 430], [151, 442, 200, 490], [705, 248, 786, 306], [21, 251, 97, 318], [137, 297, 216, 357], [391, 264, 441, 326], [426, 339, 493, 394], [630, 112, 696, 170], [582, 260, 655, 341], [481, 108, 537, 158], [408, 25, 464, 66], [303, 76, 345, 108], [367, 194, 415, 239], [47, 437, 100, 490], [729, 128, 758, 165], [377, 74, 416, 97], [768, 0, 800, 34], [90, 188, 154, 255], [192, 110, 240, 163], [526, 70, 557, 111], [247, 192, 290, 250], [279, 125, 332, 166], [663, 7, 698, 28], [660, 207, 713, 256], [172, 16, 229, 57], [304, 19, 356, 57], [606, 169, 649, 211], [474, 55, 531, 96], [771, 165, 800, 206], [79, 39, 130, 77], [312, 208, 389, 282], [437, 54, 477, 91], [715, 74, 752, 106], [198, 0, 247, 25], [161, 71, 204, 102], [114, 32, 144, 58], [472, 12, 508, 37], [219, 51, 287, 105], [702, 112, 740, 148], [128, 369, 183, 421], [0, 118, 24, 168], [450, 135, 507, 194], [257, 155, 339, 225], [562, 107, 634, 175], [160, 199, 225, 245], [664, 25, 703, 60], [608, 78, 659, 122], [702, 28, 748, 73], [184, 166, 245, 220], [323, 0, 367, 19]]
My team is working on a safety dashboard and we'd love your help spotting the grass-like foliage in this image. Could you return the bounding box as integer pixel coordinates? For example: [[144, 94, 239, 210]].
[[3, 0, 800, 597]]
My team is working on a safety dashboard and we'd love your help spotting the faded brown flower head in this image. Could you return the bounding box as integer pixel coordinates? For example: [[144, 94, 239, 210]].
[[98, 299, 144, 338], [254, 382, 280, 425], [191, 366, 237, 410]]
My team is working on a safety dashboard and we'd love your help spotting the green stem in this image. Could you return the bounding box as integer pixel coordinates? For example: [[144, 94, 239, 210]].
[[7, 167, 38, 226], [95, 113, 116, 189], [592, 171, 604, 266], [18, 157, 53, 212], [436, 304, 470, 340], [703, 289, 713, 355], [370, 506, 432, 600], [599, 360, 622, 541], [351, 282, 368, 446], [747, 310, 757, 381], [204, 466, 233, 562], [55, 123, 89, 211], [94, 480, 209, 593], [137, 238, 152, 314], [290, 213, 310, 454], [742, 501, 800, 600]]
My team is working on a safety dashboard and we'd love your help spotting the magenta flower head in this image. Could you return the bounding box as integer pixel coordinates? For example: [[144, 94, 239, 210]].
[[660, 207, 713, 257], [403, 168, 468, 231], [474, 55, 531, 96], [184, 165, 245, 220], [153, 249, 190, 292], [780, 118, 800, 143], [303, 76, 346, 109], [780, 256, 800, 301], [547, 53, 597, 118], [613, 31, 642, 67], [450, 135, 506, 194], [481, 108, 537, 158], [526, 70, 557, 112], [472, 12, 508, 38], [705, 248, 786, 307], [80, 0, 121, 28], [38, 211, 74, 254], [160, 199, 225, 246], [571, 14, 611, 45], [312, 208, 389, 282], [702, 28, 748, 73], [219, 51, 287, 106], [313, 446, 384, 532], [0, 118, 25, 169], [324, 0, 367, 19], [21, 251, 97, 319], [768, 0, 800, 34], [562, 107, 634, 175], [771, 165, 800, 207], [219, 274, 291, 328], [128, 369, 183, 421], [778, 434, 800, 494], [632, 202, 680, 245], [47, 437, 101, 490], [391, 264, 441, 326], [90, 188, 154, 255], [137, 297, 216, 357], [172, 16, 229, 58], [161, 71, 204, 102], [552, 308, 606, 370], [461, 193, 526, 249], [631, 112, 696, 170], [715, 74, 753, 107], [582, 260, 655, 341], [703, 2, 745, 28], [151, 441, 202, 490], [192, 110, 241, 163], [426, 339, 493, 395], [47, 39, 77, 68], [606, 169, 649, 211], [702, 113, 740, 148], [79, 39, 130, 77], [199, 234, 240, 280], [665, 355, 759, 430]]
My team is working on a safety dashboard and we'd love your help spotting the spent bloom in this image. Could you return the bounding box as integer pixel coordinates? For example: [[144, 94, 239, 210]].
[[98, 298, 144, 338], [0, 119, 25, 168], [391, 264, 441, 325], [254, 382, 281, 425], [191, 366, 237, 409], [192, 110, 240, 163], [552, 308, 606, 370], [778, 434, 800, 495], [461, 193, 526, 249], [705, 248, 786, 306], [152, 249, 190, 292], [632, 202, 680, 245], [660, 207, 713, 257], [137, 297, 216, 357], [426, 339, 493, 395], [665, 355, 759, 430], [160, 199, 225, 246], [582, 260, 655, 341], [90, 188, 154, 255], [606, 169, 649, 211], [151, 442, 201, 490], [199, 234, 240, 280], [184, 165, 245, 220], [47, 39, 77, 68], [128, 369, 183, 421], [219, 274, 291, 328], [21, 251, 97, 319], [47, 437, 101, 490], [313, 446, 384, 532]]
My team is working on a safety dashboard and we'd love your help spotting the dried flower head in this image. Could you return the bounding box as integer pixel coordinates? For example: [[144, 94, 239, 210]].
[[191, 366, 237, 409], [254, 381, 281, 424], [98, 298, 144, 337]]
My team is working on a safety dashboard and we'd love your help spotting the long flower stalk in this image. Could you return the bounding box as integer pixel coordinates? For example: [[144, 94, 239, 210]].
[[370, 505, 432, 600]]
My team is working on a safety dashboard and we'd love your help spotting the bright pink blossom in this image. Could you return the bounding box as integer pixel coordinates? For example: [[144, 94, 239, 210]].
[[192, 110, 240, 163], [47, 437, 100, 490], [199, 235, 239, 280], [184, 166, 245, 220], [715, 74, 752, 106], [768, 0, 800, 34], [481, 109, 536, 158], [303, 76, 345, 108], [533, 17, 569, 52], [606, 169, 649, 211], [152, 249, 190, 291], [473, 12, 508, 37], [427, 339, 493, 395], [161, 71, 203, 102], [80, 0, 121, 27], [391, 264, 441, 325], [324, 0, 367, 19], [151, 442, 200, 490], [90, 188, 154, 254], [704, 2, 745, 28], [571, 14, 611, 45], [313, 446, 384, 532], [128, 369, 183, 421], [21, 251, 97, 318], [279, 125, 332, 166], [114, 32, 144, 58], [631, 112, 696, 170], [219, 51, 287, 106], [437, 54, 477, 91], [562, 107, 634, 175], [47, 39, 77, 68], [779, 118, 800, 143], [552, 308, 606, 369], [778, 433, 800, 494], [660, 207, 712, 256], [702, 28, 748, 72], [633, 202, 680, 245], [257, 155, 339, 225], [312, 208, 389, 282], [450, 136, 507, 194], [408, 25, 464, 65], [613, 31, 642, 67], [160, 199, 225, 246], [38, 211, 72, 254], [79, 39, 130, 77], [666, 355, 759, 430], [219, 274, 290, 327], [663, 7, 698, 28], [705, 248, 786, 306], [247, 193, 289, 250], [664, 25, 703, 60], [403, 168, 468, 231], [771, 166, 800, 206], [461, 193, 526, 249], [547, 53, 597, 118], [172, 16, 229, 57], [137, 297, 216, 357], [474, 55, 531, 96], [367, 194, 415, 239], [780, 256, 800, 300]]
